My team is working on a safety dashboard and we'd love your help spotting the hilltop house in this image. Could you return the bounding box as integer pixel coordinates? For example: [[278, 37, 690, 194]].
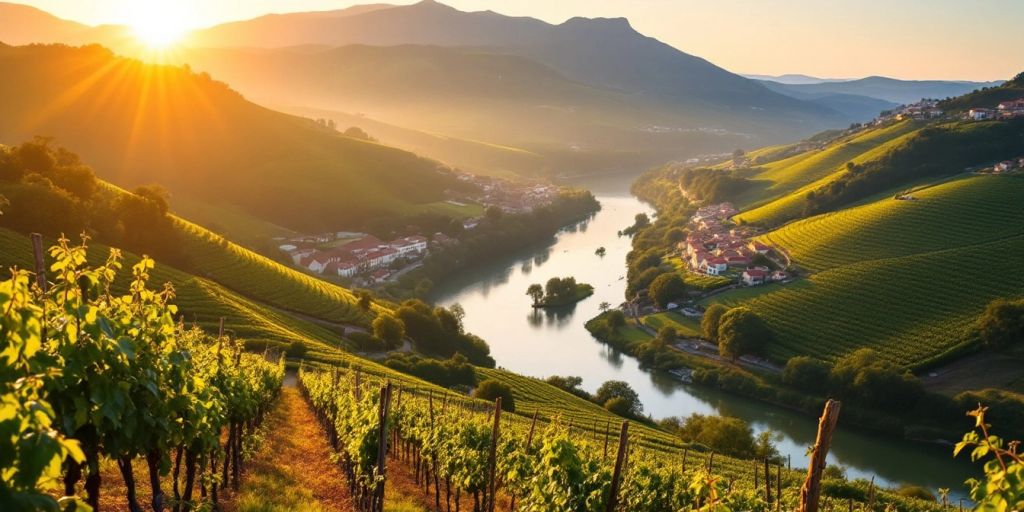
[[701, 257, 728, 276], [968, 108, 994, 121], [742, 268, 767, 286]]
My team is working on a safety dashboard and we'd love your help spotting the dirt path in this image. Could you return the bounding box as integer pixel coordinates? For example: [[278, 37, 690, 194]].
[[227, 387, 354, 512]]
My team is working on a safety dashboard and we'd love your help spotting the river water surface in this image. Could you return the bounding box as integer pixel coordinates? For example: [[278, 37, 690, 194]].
[[431, 174, 973, 498]]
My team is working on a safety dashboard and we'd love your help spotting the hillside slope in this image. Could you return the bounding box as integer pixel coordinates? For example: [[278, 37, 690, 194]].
[[0, 43, 465, 232], [709, 175, 1024, 368]]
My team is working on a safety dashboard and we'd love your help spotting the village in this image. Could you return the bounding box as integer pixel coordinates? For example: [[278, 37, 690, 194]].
[[277, 174, 563, 284], [966, 97, 1024, 121], [679, 202, 789, 287]]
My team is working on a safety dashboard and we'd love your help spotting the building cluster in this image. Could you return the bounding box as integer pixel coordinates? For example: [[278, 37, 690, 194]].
[[993, 156, 1024, 173], [967, 98, 1024, 121], [873, 100, 944, 125], [279, 233, 430, 283], [454, 175, 559, 214], [679, 203, 787, 285]]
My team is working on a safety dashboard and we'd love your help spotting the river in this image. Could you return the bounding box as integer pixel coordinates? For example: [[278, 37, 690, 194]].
[[430, 173, 974, 499]]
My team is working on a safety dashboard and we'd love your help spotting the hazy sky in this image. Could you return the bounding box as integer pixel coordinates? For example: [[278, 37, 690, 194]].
[[19, 0, 1024, 81]]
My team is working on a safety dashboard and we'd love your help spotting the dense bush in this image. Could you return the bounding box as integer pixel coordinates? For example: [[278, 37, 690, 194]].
[[977, 298, 1024, 349], [677, 413, 756, 458], [594, 380, 643, 418], [372, 313, 406, 350], [384, 353, 476, 388], [783, 356, 831, 391], [545, 375, 591, 400], [648, 273, 687, 309], [830, 349, 923, 411], [396, 299, 494, 366], [473, 379, 515, 412], [717, 307, 772, 360]]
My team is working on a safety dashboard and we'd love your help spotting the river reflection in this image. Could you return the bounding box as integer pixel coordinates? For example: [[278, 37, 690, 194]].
[[430, 173, 974, 498]]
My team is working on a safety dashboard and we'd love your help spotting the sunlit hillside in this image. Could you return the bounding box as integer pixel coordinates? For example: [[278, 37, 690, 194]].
[[0, 43, 468, 232], [707, 175, 1024, 367]]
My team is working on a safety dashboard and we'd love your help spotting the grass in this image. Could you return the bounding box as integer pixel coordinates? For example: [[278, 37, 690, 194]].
[[704, 174, 1024, 368], [538, 283, 594, 307], [642, 311, 702, 338], [408, 200, 486, 219], [232, 388, 352, 512]]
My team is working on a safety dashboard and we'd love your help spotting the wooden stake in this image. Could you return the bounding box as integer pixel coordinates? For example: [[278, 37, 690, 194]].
[[30, 233, 47, 292], [373, 382, 393, 512], [798, 399, 841, 512], [486, 398, 502, 512], [606, 421, 629, 512], [765, 456, 772, 504]]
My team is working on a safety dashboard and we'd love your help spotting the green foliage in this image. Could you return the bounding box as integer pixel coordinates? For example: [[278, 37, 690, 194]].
[[545, 375, 591, 400], [701, 304, 729, 343], [372, 313, 406, 350], [977, 298, 1024, 349], [679, 168, 754, 203], [0, 238, 284, 509], [954, 406, 1024, 511], [383, 353, 476, 388], [717, 308, 772, 360], [594, 380, 642, 418], [648, 273, 687, 309], [472, 379, 515, 412], [830, 349, 922, 411], [396, 299, 494, 366], [783, 356, 831, 392], [677, 414, 756, 459], [606, 310, 627, 330]]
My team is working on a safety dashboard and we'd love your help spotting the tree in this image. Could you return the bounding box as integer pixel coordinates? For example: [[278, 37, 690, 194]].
[[634, 213, 650, 228], [526, 284, 544, 306], [754, 430, 782, 462], [717, 307, 772, 360], [678, 413, 755, 458], [598, 301, 611, 313], [701, 304, 729, 343], [546, 375, 590, 400], [473, 379, 515, 412], [648, 273, 687, 309], [656, 326, 676, 343], [595, 247, 606, 257], [605, 310, 626, 330], [343, 126, 375, 140], [783, 356, 831, 391], [372, 313, 405, 350], [977, 298, 1024, 349], [285, 340, 309, 358], [664, 228, 686, 245], [594, 380, 642, 417], [355, 289, 373, 311]]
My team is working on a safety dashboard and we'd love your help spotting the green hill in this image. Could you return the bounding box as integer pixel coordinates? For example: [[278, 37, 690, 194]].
[[707, 175, 1024, 368], [734, 119, 1024, 226], [0, 43, 467, 232]]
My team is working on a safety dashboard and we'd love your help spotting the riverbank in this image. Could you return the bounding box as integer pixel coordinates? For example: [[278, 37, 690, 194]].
[[431, 179, 976, 495]]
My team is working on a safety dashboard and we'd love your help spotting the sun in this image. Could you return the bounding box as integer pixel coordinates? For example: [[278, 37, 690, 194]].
[[126, 2, 191, 49]]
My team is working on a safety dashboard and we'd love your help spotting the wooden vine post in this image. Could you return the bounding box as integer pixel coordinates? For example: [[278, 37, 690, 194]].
[[486, 397, 502, 512], [798, 400, 841, 512], [373, 382, 393, 512], [606, 421, 629, 512], [30, 233, 47, 291]]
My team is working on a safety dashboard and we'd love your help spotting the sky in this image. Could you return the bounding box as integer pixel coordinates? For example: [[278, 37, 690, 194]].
[[17, 0, 1024, 81]]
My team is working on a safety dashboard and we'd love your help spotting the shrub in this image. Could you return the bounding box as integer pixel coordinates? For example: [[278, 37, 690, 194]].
[[701, 304, 729, 343], [595, 380, 642, 417], [677, 413, 756, 458], [717, 307, 772, 360], [285, 340, 309, 358], [648, 273, 687, 309], [783, 356, 831, 392], [473, 379, 515, 412], [977, 298, 1024, 348]]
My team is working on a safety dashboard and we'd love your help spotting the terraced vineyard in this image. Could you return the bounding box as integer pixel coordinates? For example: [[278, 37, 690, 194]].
[[0, 228, 351, 358], [759, 175, 1024, 272], [706, 176, 1024, 368], [735, 122, 924, 225], [175, 218, 381, 324]]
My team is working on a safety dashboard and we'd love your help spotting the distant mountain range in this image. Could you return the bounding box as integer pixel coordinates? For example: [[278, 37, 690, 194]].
[[0, 0, 1007, 177], [743, 74, 852, 85], [759, 76, 1003, 106]]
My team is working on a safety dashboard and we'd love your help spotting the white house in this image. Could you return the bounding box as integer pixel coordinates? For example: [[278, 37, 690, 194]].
[[968, 108, 994, 121], [702, 257, 728, 276], [742, 268, 767, 286]]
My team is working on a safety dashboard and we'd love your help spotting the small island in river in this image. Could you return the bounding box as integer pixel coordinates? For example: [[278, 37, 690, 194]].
[[527, 277, 594, 308]]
